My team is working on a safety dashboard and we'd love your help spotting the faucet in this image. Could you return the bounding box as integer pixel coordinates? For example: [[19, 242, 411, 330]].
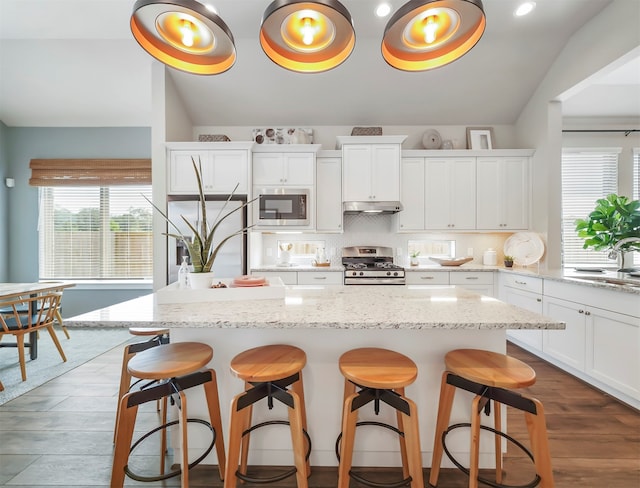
[[607, 237, 640, 260]]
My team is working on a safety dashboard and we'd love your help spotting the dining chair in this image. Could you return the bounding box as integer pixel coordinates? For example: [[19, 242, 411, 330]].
[[0, 292, 67, 381]]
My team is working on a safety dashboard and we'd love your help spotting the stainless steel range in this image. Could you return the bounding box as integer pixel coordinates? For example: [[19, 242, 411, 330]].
[[342, 246, 405, 285]]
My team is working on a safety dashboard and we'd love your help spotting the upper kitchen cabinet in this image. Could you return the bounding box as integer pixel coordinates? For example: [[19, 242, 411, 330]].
[[337, 136, 406, 202], [398, 157, 425, 231], [316, 152, 343, 232], [252, 145, 321, 186], [425, 157, 476, 230], [476, 156, 530, 230], [167, 142, 253, 195]]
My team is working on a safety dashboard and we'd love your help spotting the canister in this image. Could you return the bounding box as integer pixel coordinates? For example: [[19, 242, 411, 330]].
[[483, 248, 497, 266]]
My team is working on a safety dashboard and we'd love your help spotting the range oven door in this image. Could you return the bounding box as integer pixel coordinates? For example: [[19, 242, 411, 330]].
[[256, 188, 310, 226]]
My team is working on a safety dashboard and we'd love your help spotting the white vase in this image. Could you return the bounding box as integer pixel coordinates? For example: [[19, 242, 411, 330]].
[[189, 271, 215, 289]]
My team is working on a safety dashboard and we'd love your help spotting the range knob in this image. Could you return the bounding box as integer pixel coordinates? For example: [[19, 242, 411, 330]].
[[359, 271, 364, 276], [386, 271, 391, 276], [393, 271, 398, 276], [351, 271, 358, 277]]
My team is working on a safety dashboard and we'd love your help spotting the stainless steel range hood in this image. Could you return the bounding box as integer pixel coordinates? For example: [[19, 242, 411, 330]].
[[343, 201, 403, 214]]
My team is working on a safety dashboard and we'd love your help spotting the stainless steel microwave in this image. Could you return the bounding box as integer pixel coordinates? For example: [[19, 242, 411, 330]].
[[256, 188, 310, 226]]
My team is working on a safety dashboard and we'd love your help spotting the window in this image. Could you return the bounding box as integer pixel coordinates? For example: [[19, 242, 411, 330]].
[[561, 149, 619, 268], [407, 240, 456, 265], [31, 158, 153, 280]]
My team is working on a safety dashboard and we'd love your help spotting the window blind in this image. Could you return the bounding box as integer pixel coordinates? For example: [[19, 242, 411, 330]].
[[38, 185, 153, 280], [561, 149, 619, 268], [30, 159, 151, 186]]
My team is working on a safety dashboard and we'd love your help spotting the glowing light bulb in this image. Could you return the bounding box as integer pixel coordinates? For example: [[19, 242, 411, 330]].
[[424, 16, 437, 44], [180, 20, 195, 47], [300, 17, 315, 46]]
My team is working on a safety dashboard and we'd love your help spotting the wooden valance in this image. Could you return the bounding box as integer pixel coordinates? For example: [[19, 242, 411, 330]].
[[29, 159, 152, 186]]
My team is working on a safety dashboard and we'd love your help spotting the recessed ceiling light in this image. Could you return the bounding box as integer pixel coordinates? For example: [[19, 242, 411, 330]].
[[514, 1, 536, 17], [203, 3, 217, 14], [376, 3, 391, 17]]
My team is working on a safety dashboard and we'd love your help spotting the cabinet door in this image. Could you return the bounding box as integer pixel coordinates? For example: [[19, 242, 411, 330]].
[[284, 153, 314, 185], [316, 157, 343, 232], [259, 271, 297, 285], [425, 158, 475, 230], [586, 307, 640, 400], [371, 145, 400, 201], [477, 157, 528, 230], [209, 150, 248, 194], [343, 145, 372, 200], [168, 150, 210, 194], [253, 153, 285, 185], [297, 271, 342, 285], [405, 271, 449, 285], [503, 286, 543, 350], [543, 296, 586, 371], [399, 158, 425, 231]]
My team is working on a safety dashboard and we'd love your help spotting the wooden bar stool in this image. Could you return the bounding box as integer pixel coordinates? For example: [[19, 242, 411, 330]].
[[225, 344, 310, 488], [429, 348, 554, 488], [113, 327, 170, 443], [337, 347, 424, 488], [111, 342, 226, 488]]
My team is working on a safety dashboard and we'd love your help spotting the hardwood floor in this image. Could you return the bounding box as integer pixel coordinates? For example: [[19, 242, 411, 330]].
[[0, 340, 638, 487]]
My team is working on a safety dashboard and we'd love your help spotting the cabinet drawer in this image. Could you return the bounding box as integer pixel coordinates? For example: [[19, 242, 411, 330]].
[[297, 271, 342, 285], [260, 271, 297, 285], [450, 272, 493, 285], [406, 272, 449, 285], [502, 273, 542, 294]]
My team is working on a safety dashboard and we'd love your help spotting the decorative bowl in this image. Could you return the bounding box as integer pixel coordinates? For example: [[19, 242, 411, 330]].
[[428, 256, 473, 267]]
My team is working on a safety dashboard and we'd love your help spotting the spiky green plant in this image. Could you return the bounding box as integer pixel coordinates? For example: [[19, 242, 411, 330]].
[[147, 157, 255, 273], [574, 194, 640, 252]]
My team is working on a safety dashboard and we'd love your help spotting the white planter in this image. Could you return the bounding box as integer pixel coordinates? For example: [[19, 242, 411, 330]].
[[188, 272, 216, 289]]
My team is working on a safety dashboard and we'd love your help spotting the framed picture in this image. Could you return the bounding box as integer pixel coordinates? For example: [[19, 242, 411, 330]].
[[466, 127, 495, 149]]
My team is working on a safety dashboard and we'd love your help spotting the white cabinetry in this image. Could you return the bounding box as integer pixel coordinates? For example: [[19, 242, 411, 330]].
[[542, 295, 587, 371], [425, 158, 476, 230], [167, 143, 252, 195], [316, 155, 343, 232], [253, 152, 314, 186], [501, 274, 544, 350], [405, 271, 449, 286], [398, 158, 425, 231], [257, 270, 342, 285], [476, 157, 529, 230], [450, 271, 494, 296], [338, 136, 405, 203]]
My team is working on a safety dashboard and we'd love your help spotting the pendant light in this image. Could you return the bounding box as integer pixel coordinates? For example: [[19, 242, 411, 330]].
[[382, 0, 485, 71], [259, 0, 355, 73], [130, 0, 236, 75]]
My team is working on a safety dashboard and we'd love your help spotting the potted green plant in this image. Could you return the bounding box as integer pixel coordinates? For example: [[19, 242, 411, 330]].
[[147, 157, 256, 288], [503, 255, 514, 268], [410, 250, 420, 266], [575, 194, 640, 271]]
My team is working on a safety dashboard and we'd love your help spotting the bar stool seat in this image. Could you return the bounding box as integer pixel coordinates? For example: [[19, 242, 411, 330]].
[[111, 342, 226, 488], [337, 347, 424, 488], [430, 348, 554, 488], [225, 344, 310, 488]]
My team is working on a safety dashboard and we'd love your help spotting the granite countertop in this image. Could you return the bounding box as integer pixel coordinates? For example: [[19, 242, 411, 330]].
[[66, 285, 563, 331]]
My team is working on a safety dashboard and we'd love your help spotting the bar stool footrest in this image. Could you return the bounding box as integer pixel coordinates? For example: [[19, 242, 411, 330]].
[[442, 422, 541, 488], [335, 421, 412, 488], [235, 420, 311, 484], [124, 418, 215, 483]]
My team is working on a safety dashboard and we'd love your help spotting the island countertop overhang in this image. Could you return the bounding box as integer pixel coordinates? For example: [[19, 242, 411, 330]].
[[65, 285, 564, 331]]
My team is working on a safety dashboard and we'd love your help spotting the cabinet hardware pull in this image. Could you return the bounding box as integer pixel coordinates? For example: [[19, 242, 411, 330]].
[[515, 280, 527, 285], [465, 276, 478, 280], [421, 276, 434, 280], [578, 309, 584, 314], [314, 276, 327, 280], [585, 311, 591, 316], [536, 298, 542, 302]]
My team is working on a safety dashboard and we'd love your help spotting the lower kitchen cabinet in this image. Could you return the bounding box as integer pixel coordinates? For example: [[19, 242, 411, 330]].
[[258, 270, 342, 286], [501, 274, 544, 351], [542, 296, 587, 371], [259, 271, 298, 285], [405, 271, 449, 285], [405, 271, 495, 297]]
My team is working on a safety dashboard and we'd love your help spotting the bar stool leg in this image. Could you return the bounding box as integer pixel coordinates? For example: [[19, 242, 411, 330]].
[[111, 393, 140, 488], [288, 389, 309, 488], [337, 391, 359, 488], [524, 397, 554, 488], [177, 390, 190, 488], [225, 394, 252, 488], [291, 372, 311, 477], [114, 345, 135, 443], [202, 369, 226, 480], [239, 381, 253, 478], [395, 387, 410, 481], [429, 371, 456, 486], [469, 394, 483, 488], [494, 401, 503, 484]]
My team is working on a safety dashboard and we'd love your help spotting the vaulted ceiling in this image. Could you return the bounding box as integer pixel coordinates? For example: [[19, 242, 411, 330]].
[[0, 0, 638, 128]]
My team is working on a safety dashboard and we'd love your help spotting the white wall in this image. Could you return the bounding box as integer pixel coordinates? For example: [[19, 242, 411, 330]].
[[515, 0, 640, 269]]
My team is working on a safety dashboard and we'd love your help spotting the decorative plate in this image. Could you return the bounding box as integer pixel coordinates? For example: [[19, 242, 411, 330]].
[[428, 256, 473, 266], [422, 129, 442, 149], [503, 232, 545, 266]]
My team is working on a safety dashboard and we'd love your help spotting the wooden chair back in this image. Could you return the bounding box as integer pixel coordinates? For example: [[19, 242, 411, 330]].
[[0, 292, 61, 334]]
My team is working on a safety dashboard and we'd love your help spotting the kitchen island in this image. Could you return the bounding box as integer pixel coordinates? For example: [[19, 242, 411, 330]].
[[67, 285, 563, 469]]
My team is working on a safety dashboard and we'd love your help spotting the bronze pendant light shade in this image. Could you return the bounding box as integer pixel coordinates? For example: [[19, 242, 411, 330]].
[[130, 0, 236, 75], [259, 0, 356, 73], [382, 0, 485, 71]]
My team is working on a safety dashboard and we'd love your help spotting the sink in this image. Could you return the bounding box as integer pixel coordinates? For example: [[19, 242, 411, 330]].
[[569, 275, 640, 289]]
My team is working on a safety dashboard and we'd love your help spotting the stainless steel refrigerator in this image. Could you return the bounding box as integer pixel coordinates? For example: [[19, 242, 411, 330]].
[[167, 196, 247, 284]]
